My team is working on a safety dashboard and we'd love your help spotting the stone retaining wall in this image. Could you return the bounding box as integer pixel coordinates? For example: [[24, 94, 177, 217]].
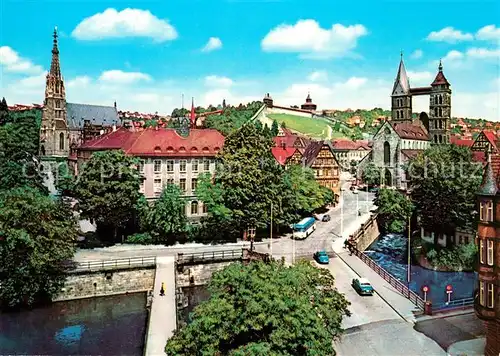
[[54, 267, 155, 301], [176, 261, 235, 288], [351, 214, 380, 251]]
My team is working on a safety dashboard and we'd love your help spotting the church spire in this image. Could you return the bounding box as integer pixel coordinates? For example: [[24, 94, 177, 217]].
[[392, 53, 410, 95], [49, 27, 61, 78]]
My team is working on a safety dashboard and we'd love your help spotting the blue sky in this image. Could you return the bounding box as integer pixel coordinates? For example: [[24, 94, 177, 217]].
[[1, 0, 499, 120]]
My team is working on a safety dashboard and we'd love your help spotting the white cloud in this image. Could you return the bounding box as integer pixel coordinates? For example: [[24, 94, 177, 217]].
[[201, 37, 222, 52], [72, 8, 178, 42], [411, 49, 423, 59], [17, 72, 47, 88], [426, 27, 473, 43], [466, 48, 500, 59], [308, 71, 328, 82], [335, 77, 367, 90], [67, 75, 91, 88], [98, 70, 152, 84], [407, 71, 432, 85], [261, 20, 368, 59], [0, 46, 43, 74], [476, 25, 500, 41], [204, 75, 233, 88]]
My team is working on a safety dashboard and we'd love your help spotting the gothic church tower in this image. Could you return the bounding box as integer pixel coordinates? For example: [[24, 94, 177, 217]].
[[40, 27, 69, 158], [391, 54, 412, 122], [428, 60, 452, 144]]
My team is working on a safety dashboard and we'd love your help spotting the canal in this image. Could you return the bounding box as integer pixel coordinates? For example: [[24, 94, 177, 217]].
[[0, 293, 148, 355], [366, 233, 477, 306]]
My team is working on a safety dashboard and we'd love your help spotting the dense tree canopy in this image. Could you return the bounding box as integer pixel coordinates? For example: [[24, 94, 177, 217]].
[[73, 150, 142, 242], [165, 260, 351, 355], [0, 187, 77, 308], [374, 188, 414, 233], [361, 162, 381, 186], [145, 184, 187, 245], [0, 115, 44, 193], [408, 144, 481, 236], [203, 101, 263, 136]]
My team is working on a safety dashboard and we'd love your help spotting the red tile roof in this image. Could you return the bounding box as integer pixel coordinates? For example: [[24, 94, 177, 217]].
[[431, 70, 450, 86], [271, 147, 296, 166], [450, 136, 474, 147], [78, 127, 224, 157], [390, 122, 429, 141], [483, 131, 498, 150], [332, 139, 371, 150]]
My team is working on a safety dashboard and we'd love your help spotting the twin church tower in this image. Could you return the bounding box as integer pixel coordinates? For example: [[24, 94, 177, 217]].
[[390, 54, 452, 144]]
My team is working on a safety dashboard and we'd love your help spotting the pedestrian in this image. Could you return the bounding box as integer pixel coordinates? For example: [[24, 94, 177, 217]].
[[160, 282, 165, 296], [343, 239, 348, 249]]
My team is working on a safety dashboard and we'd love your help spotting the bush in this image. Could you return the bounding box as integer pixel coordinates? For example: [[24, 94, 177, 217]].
[[77, 232, 115, 249], [125, 233, 153, 245], [425, 242, 477, 271]]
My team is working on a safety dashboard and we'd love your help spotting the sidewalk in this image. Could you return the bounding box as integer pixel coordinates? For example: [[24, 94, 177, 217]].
[[332, 213, 421, 323], [144, 256, 176, 356], [447, 338, 485, 356]]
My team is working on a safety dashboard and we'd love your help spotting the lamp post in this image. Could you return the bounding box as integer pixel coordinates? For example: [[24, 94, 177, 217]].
[[407, 195, 411, 286], [270, 201, 273, 256]]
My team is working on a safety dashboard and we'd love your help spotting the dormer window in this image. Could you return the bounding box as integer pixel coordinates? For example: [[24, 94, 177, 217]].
[[480, 200, 493, 222]]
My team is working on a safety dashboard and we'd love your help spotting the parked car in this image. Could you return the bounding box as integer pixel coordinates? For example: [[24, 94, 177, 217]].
[[313, 250, 330, 264], [368, 186, 379, 193], [352, 278, 374, 295], [322, 214, 331, 222], [349, 185, 357, 191], [352, 188, 359, 194]]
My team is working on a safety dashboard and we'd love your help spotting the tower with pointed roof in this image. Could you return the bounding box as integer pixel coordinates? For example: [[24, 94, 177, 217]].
[[301, 93, 317, 111], [429, 60, 452, 144], [40, 27, 69, 158], [391, 53, 412, 123]]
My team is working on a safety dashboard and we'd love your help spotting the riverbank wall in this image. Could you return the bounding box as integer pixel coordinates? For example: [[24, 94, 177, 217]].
[[54, 267, 156, 302], [350, 214, 380, 251]]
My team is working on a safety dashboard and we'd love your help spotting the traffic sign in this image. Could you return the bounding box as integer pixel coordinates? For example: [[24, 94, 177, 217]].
[[422, 285, 429, 293], [446, 284, 453, 292]]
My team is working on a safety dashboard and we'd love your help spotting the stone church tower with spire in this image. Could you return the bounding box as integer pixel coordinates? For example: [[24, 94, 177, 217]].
[[40, 28, 69, 158], [39, 28, 120, 162], [390, 54, 452, 144]]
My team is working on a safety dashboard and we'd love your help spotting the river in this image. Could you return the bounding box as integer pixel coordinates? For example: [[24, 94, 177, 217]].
[[366, 233, 477, 306], [0, 293, 148, 355]]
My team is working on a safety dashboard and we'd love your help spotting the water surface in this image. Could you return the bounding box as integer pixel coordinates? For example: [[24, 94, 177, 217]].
[[0, 293, 148, 355]]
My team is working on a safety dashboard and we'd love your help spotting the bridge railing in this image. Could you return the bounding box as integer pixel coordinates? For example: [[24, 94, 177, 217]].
[[177, 249, 243, 264], [70, 256, 157, 272], [433, 297, 475, 312], [352, 249, 425, 309]]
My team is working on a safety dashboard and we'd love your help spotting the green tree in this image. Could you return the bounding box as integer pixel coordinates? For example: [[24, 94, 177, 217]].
[[171, 108, 189, 118], [374, 188, 414, 233], [165, 260, 350, 355], [203, 101, 263, 136], [361, 162, 381, 186], [0, 187, 77, 308], [0, 116, 45, 193], [349, 160, 358, 175], [0, 97, 8, 126], [408, 144, 481, 239], [73, 150, 141, 242], [271, 119, 279, 136], [147, 184, 187, 245]]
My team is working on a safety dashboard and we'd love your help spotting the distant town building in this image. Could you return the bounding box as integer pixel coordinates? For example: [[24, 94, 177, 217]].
[[77, 127, 224, 220], [475, 152, 500, 356], [271, 128, 340, 203], [331, 140, 371, 171], [300, 93, 317, 112], [263, 93, 274, 108]]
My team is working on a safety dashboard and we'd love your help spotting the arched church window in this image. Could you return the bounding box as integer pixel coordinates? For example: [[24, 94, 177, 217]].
[[40, 145, 45, 156], [439, 107, 443, 117], [434, 135, 438, 143], [384, 142, 390, 165], [439, 95, 443, 105], [434, 107, 439, 117], [59, 132, 65, 151]]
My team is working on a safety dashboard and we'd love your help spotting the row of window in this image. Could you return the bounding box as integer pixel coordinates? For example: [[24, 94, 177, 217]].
[[432, 94, 445, 105], [152, 178, 198, 194], [316, 168, 339, 177], [395, 110, 405, 119], [478, 281, 495, 309], [479, 239, 495, 266], [433, 107, 445, 118], [189, 201, 208, 215], [401, 140, 427, 150], [394, 98, 408, 107], [431, 119, 446, 130], [142, 159, 211, 174]]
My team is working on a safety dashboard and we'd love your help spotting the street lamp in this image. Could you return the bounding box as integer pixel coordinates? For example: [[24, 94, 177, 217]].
[[407, 195, 411, 286]]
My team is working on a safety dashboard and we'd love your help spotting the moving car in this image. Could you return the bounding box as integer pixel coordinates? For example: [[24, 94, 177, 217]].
[[322, 214, 331, 222], [352, 278, 374, 295], [313, 250, 330, 264]]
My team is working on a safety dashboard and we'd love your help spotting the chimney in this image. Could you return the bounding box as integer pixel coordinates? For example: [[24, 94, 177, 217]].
[[112, 124, 117, 132]]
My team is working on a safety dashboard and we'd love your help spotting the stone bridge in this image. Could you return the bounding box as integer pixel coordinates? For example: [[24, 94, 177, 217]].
[[349, 213, 380, 251]]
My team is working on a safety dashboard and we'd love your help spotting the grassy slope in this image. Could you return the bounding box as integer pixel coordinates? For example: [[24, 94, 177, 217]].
[[267, 113, 349, 139]]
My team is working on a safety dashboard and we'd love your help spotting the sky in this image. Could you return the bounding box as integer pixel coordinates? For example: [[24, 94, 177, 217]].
[[0, 0, 499, 120]]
